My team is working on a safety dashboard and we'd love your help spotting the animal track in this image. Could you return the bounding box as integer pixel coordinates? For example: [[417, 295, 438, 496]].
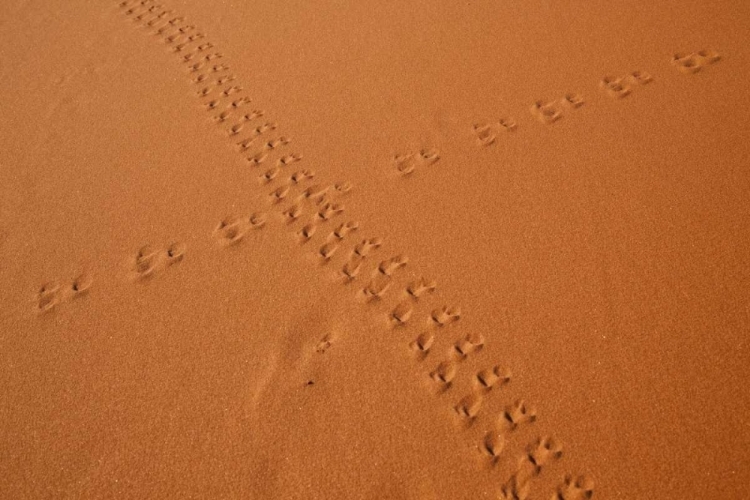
[[430, 360, 458, 387], [530, 100, 563, 124], [473, 118, 517, 146], [410, 331, 435, 355], [353, 238, 382, 257], [333, 221, 359, 240], [526, 436, 563, 472], [599, 76, 632, 99], [390, 301, 413, 325], [362, 274, 391, 300], [553, 474, 595, 500], [35, 273, 93, 313], [476, 365, 511, 390], [407, 277, 437, 299], [378, 254, 408, 276], [315, 334, 333, 354], [672, 49, 721, 74], [214, 217, 246, 246], [431, 305, 461, 326], [130, 242, 185, 281], [393, 149, 440, 176], [454, 332, 484, 357], [502, 400, 537, 430]]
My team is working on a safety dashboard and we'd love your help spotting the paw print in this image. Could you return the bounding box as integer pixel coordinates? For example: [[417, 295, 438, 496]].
[[672, 49, 721, 74]]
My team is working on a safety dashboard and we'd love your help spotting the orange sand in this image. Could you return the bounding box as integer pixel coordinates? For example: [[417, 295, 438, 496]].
[[1, 1, 748, 498]]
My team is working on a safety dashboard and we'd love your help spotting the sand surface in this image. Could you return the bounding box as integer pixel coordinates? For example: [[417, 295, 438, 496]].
[[1, 1, 749, 498]]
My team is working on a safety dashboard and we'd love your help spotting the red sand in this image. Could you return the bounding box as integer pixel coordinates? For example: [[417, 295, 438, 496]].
[[1, 1, 748, 498]]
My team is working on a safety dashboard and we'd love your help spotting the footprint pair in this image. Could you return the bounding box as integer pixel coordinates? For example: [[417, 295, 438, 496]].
[[36, 273, 93, 313], [131, 242, 186, 280]]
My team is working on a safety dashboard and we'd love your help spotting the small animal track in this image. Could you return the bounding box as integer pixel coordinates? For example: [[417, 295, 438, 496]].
[[473, 118, 517, 146], [214, 213, 265, 246], [530, 99, 563, 124], [35, 273, 93, 313], [672, 49, 721, 74], [393, 149, 440, 176], [553, 474, 595, 500], [129, 242, 186, 281]]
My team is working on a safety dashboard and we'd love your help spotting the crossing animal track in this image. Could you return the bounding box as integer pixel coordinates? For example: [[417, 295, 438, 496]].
[[115, 2, 598, 495]]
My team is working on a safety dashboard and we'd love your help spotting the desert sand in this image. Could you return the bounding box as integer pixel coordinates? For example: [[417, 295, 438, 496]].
[[1, 0, 748, 498]]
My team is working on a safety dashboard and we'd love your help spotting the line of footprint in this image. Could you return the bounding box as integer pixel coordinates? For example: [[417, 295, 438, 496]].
[[462, 51, 720, 152], [31, 2, 602, 496]]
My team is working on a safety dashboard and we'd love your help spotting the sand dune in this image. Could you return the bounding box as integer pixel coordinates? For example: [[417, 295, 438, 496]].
[[1, 0, 748, 498]]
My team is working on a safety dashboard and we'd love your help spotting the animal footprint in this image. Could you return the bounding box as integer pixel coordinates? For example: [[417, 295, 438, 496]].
[[133, 244, 160, 278], [341, 254, 363, 280], [530, 100, 563, 124], [410, 331, 435, 356], [36, 282, 62, 313], [333, 221, 359, 240], [363, 274, 391, 300], [407, 277, 437, 298], [269, 185, 290, 204], [300, 184, 329, 203], [502, 400, 537, 430], [629, 70, 653, 85], [455, 393, 483, 419], [165, 242, 186, 265], [526, 436, 563, 472], [599, 76, 631, 99], [473, 119, 516, 146], [290, 169, 315, 184], [476, 365, 511, 390], [298, 222, 317, 243], [333, 182, 353, 194], [378, 255, 408, 276], [672, 50, 721, 74], [394, 154, 416, 175], [390, 301, 413, 325], [214, 217, 246, 246], [248, 212, 267, 229], [316, 201, 344, 221], [278, 153, 303, 167], [430, 360, 457, 387], [315, 334, 333, 354], [498, 472, 531, 500], [454, 332, 484, 357], [562, 93, 585, 109], [481, 431, 505, 460], [354, 238, 383, 257], [394, 149, 440, 175], [282, 203, 303, 223], [260, 166, 280, 183], [431, 305, 461, 326], [553, 474, 595, 500], [318, 241, 339, 261]]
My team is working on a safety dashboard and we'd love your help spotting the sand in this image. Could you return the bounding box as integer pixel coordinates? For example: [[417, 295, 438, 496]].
[[1, 0, 749, 498]]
